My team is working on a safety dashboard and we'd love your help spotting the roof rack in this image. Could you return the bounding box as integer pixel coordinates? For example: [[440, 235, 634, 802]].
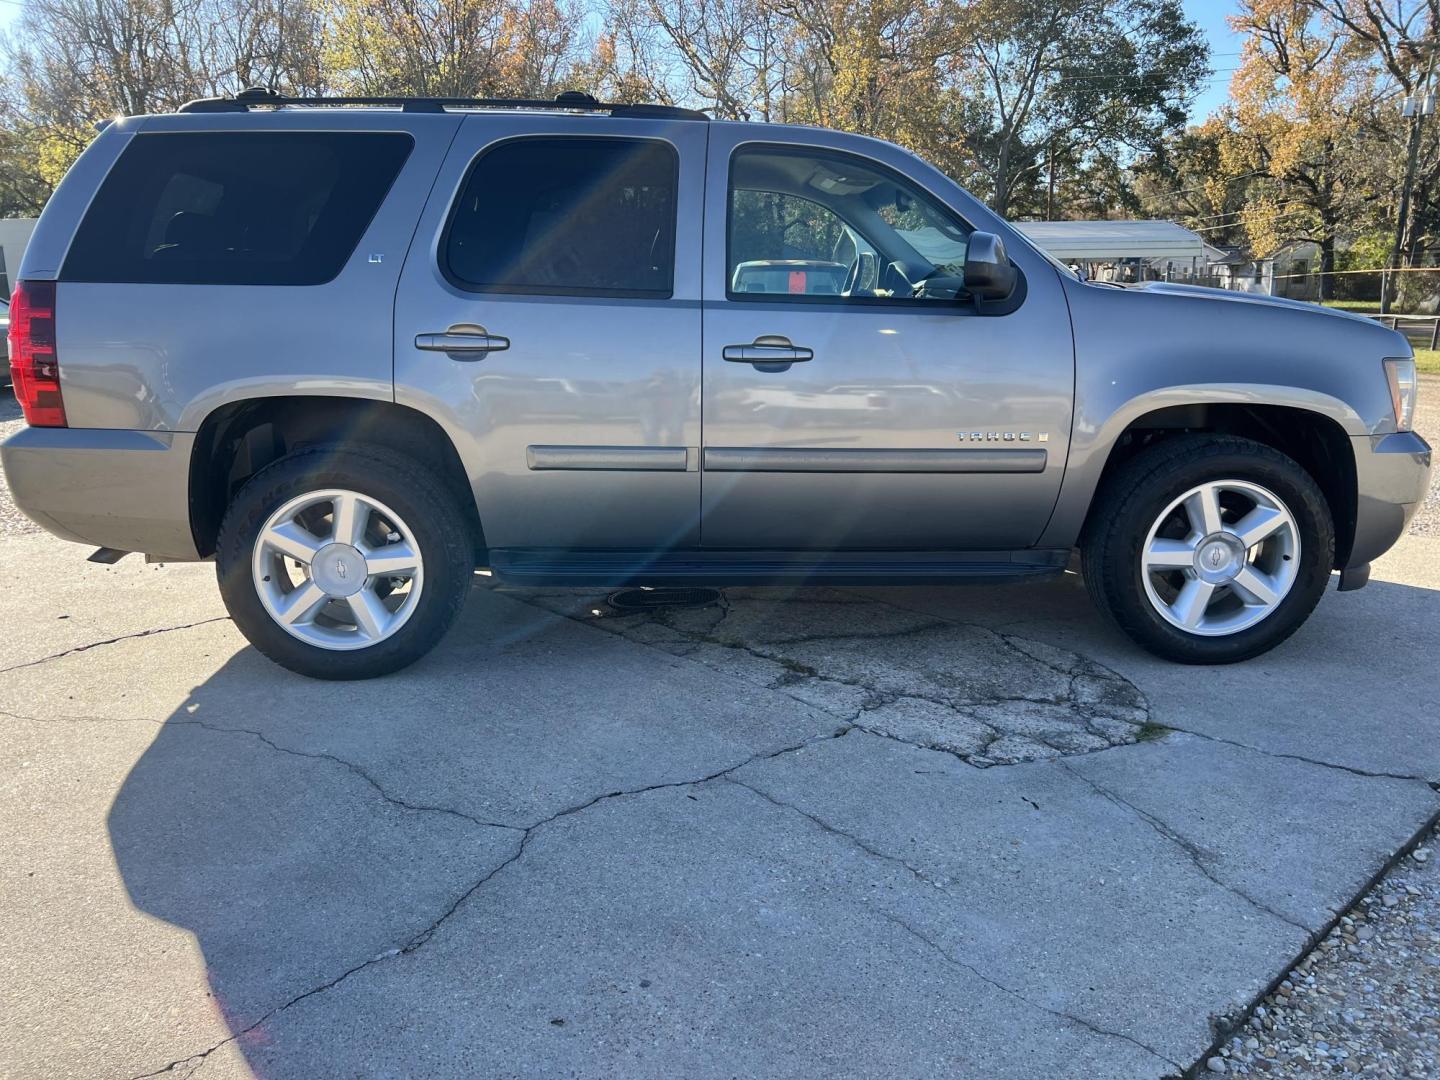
[[176, 87, 708, 121]]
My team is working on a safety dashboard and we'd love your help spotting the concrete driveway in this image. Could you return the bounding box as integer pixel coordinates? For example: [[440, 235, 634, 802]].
[[2, 516, 1438, 1079]]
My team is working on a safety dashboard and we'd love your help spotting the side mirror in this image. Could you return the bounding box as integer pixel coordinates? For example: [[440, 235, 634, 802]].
[[963, 232, 1017, 302]]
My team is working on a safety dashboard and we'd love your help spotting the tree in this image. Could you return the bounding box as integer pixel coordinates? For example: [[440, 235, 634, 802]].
[[1134, 124, 1254, 247], [601, 0, 1206, 217], [1296, 0, 1440, 307], [0, 0, 1210, 223], [953, 0, 1209, 216], [323, 0, 589, 98], [1215, 0, 1396, 299], [0, 0, 329, 210]]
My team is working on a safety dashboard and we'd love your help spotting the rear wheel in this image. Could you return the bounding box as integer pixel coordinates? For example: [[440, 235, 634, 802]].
[[216, 447, 473, 679], [1082, 434, 1334, 664]]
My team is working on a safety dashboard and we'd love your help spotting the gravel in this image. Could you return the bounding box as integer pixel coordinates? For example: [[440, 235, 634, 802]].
[[0, 389, 38, 538], [1407, 374, 1439, 536], [1209, 821, 1440, 1077]]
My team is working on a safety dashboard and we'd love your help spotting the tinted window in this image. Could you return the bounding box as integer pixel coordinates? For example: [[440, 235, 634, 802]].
[[444, 137, 677, 298], [63, 132, 413, 286], [728, 146, 971, 304]]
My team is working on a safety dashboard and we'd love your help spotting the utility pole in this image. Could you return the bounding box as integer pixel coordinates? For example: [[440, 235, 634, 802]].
[[1383, 38, 1438, 314]]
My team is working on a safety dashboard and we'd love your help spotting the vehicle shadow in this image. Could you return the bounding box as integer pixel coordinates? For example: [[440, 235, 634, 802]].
[[104, 572, 1440, 1076]]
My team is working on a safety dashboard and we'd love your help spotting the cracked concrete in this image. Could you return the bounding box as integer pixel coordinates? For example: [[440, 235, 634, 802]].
[[520, 586, 1152, 766], [2, 530, 1440, 1079]]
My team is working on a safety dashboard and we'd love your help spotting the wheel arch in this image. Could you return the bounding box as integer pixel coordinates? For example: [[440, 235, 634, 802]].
[[188, 396, 484, 561], [1075, 398, 1358, 569]]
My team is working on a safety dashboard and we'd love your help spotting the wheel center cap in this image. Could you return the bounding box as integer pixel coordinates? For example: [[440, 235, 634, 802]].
[[311, 543, 368, 598], [1194, 534, 1244, 583]]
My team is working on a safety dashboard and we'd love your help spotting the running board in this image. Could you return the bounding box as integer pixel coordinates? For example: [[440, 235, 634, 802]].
[[487, 549, 1070, 587]]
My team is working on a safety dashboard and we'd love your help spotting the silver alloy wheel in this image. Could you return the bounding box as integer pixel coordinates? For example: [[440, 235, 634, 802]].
[[1140, 479, 1300, 637], [252, 488, 424, 651]]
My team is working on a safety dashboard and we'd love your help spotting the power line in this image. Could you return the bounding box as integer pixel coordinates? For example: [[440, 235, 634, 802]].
[[1189, 210, 1309, 233], [1054, 67, 1240, 86]]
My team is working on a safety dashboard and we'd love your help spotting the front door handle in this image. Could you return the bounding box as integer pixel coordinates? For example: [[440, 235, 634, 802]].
[[722, 336, 814, 365], [415, 323, 510, 359]]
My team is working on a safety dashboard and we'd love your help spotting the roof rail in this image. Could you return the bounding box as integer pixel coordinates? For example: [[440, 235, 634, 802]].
[[176, 87, 708, 121]]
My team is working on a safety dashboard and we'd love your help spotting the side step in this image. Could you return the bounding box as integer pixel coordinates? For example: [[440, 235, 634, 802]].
[[487, 549, 1070, 587]]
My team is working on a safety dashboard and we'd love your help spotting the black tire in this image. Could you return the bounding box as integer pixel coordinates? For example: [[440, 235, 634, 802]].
[[1081, 433, 1334, 664], [216, 446, 474, 679]]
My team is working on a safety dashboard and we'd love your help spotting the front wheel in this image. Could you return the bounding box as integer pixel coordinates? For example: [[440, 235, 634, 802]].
[[1081, 434, 1334, 664], [216, 447, 474, 679]]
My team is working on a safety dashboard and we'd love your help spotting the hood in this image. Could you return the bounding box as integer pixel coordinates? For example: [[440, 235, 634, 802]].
[[1125, 280, 1378, 325]]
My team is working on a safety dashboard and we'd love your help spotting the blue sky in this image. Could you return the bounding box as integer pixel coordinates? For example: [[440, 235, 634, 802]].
[[0, 0, 1244, 123], [1185, 0, 1247, 120]]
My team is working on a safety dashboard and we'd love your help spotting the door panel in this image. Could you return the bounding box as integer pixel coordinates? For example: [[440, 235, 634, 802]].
[[700, 128, 1075, 551], [394, 115, 705, 551]]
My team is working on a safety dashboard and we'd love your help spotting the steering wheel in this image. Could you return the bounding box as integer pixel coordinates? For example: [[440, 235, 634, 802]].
[[841, 254, 862, 297]]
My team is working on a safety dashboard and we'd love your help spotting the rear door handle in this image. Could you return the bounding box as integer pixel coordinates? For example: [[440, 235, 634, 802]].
[[415, 323, 510, 359], [722, 337, 814, 364]]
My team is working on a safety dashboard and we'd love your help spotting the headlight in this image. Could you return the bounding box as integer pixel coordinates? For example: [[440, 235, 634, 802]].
[[1384, 357, 1417, 432]]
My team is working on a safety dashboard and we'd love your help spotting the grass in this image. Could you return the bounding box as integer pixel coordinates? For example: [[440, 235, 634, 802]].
[[1413, 348, 1440, 375], [1311, 302, 1440, 372]]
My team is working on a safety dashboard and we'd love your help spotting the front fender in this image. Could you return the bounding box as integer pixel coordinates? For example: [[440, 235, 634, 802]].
[[1039, 278, 1404, 550], [1038, 382, 1366, 551]]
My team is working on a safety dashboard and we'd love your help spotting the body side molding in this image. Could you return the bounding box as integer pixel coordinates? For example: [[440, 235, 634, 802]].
[[702, 447, 1047, 473], [526, 445, 689, 471]]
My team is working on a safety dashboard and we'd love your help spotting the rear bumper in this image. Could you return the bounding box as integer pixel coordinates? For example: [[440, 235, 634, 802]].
[[1347, 431, 1432, 568], [0, 426, 202, 560]]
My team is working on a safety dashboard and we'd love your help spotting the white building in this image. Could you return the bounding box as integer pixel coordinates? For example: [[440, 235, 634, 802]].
[[0, 218, 39, 296], [1012, 219, 1210, 284]]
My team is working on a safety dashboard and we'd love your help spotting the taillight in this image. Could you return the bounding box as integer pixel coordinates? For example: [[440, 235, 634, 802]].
[[8, 280, 65, 427]]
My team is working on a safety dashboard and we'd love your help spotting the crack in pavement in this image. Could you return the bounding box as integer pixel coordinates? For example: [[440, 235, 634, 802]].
[[724, 771, 1186, 1071], [509, 588, 1152, 767], [0, 617, 231, 675], [723, 774, 939, 889], [876, 909, 1182, 1073], [844, 589, 1440, 787], [0, 706, 521, 832], [129, 727, 853, 1079], [1154, 723, 1436, 786], [509, 586, 1440, 789], [1059, 762, 1314, 935], [170, 721, 522, 833], [1180, 804, 1440, 1077], [10, 588, 1430, 1077]]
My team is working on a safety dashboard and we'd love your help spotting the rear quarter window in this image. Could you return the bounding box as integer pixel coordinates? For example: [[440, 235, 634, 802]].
[[61, 131, 413, 286]]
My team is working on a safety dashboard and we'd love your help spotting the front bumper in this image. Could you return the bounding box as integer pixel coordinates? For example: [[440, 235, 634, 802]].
[[1348, 430, 1432, 568], [0, 426, 202, 560]]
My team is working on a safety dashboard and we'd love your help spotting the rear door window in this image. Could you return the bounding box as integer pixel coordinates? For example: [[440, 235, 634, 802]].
[[62, 131, 413, 286], [442, 137, 678, 298]]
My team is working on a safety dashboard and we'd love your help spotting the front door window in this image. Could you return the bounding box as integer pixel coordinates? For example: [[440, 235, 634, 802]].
[[727, 146, 971, 304]]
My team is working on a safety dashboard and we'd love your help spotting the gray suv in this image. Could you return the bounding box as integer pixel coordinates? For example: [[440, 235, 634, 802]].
[[2, 89, 1431, 678]]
